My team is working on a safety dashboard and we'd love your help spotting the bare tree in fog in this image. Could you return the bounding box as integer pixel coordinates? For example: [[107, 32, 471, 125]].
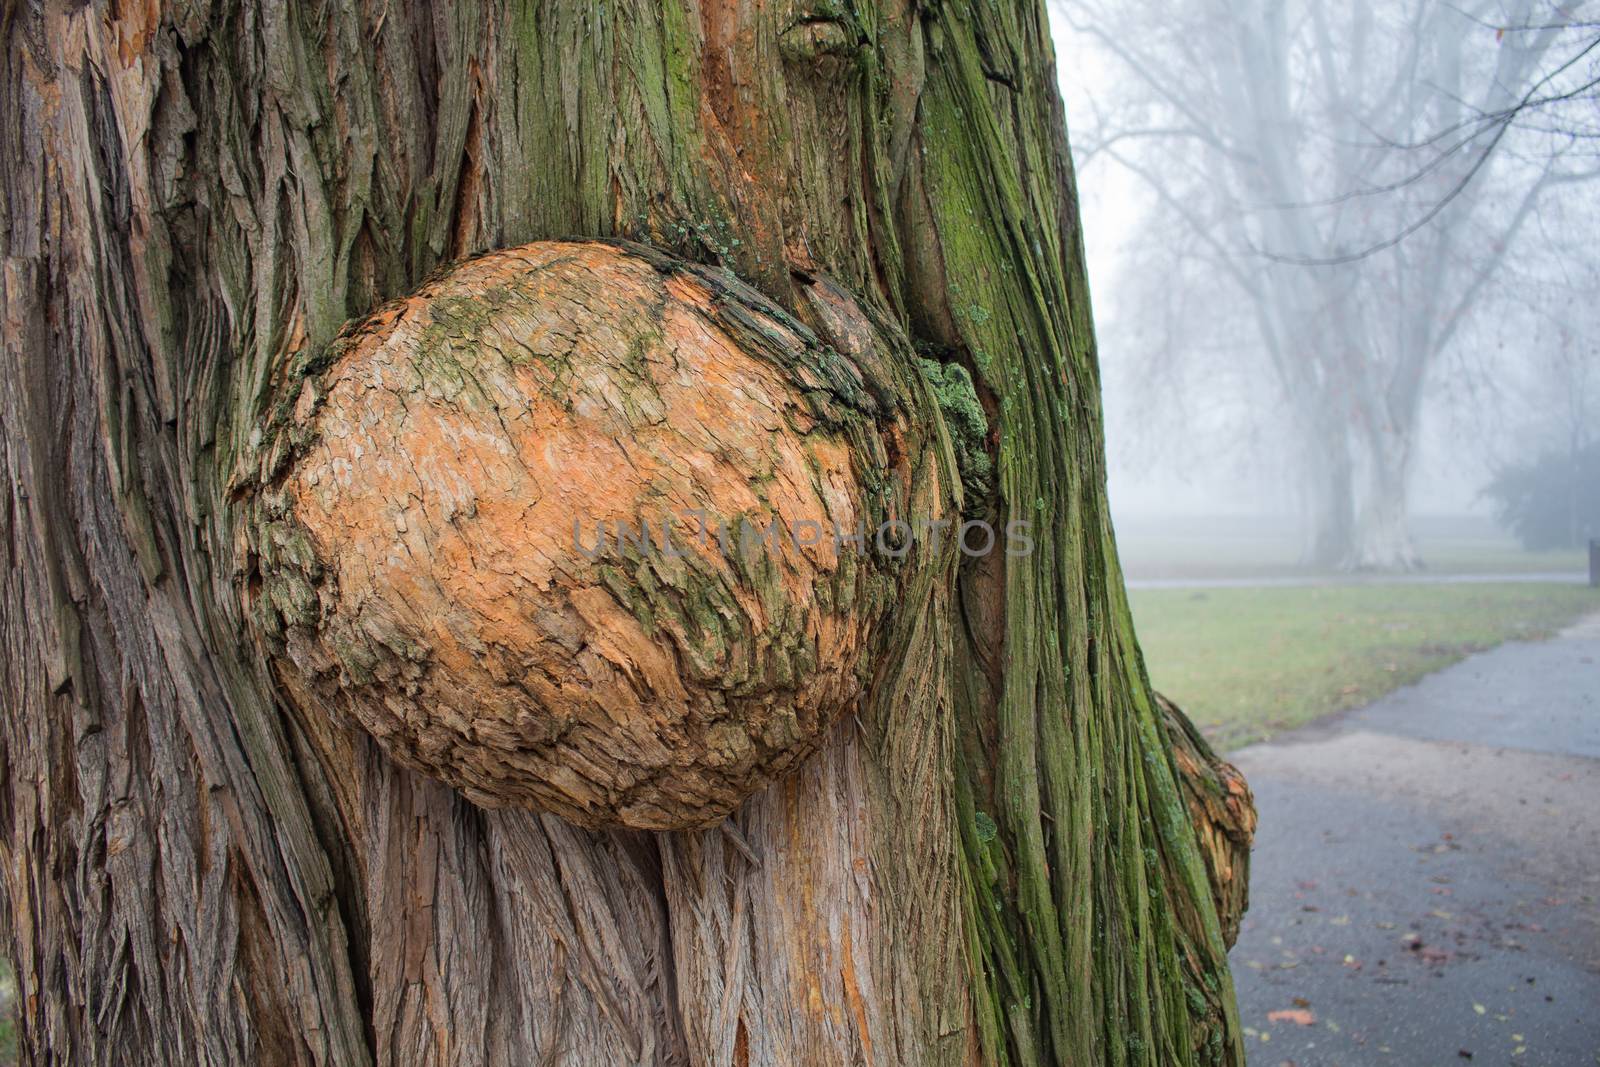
[[1059, 0, 1598, 569], [1485, 247, 1600, 542]]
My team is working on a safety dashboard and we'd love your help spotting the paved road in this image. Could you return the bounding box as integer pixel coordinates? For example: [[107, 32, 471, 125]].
[[1229, 613, 1600, 1066], [1128, 572, 1589, 591]]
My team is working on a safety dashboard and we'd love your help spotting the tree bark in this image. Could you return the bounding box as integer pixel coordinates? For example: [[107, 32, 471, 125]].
[[0, 2, 1252, 1065]]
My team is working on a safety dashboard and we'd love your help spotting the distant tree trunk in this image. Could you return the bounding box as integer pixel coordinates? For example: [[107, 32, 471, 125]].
[[1300, 416, 1358, 571], [0, 2, 1253, 1065], [1354, 423, 1422, 572], [1302, 410, 1421, 574]]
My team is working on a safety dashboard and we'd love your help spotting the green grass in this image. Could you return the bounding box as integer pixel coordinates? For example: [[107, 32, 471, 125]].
[[1130, 583, 1600, 750]]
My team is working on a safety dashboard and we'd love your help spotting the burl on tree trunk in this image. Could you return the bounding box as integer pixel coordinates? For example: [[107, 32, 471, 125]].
[[242, 240, 945, 829], [1, 1, 1254, 1065]]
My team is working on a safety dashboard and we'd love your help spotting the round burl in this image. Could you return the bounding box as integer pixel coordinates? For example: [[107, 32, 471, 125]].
[[245, 241, 914, 829]]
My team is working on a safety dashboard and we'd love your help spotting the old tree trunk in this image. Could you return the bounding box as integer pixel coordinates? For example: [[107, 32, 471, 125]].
[[0, 1, 1256, 1064]]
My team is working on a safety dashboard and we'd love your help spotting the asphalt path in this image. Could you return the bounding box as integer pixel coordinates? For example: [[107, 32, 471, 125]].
[[1229, 613, 1600, 1065]]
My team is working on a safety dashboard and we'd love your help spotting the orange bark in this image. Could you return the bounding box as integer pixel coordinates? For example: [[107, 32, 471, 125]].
[[246, 241, 931, 830]]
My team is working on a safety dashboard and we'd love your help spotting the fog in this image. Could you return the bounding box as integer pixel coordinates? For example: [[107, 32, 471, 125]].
[[1048, 1, 1600, 572]]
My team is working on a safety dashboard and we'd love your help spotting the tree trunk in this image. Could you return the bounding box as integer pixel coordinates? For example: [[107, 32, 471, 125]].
[[1297, 409, 1357, 571], [1353, 426, 1421, 572], [0, 2, 1253, 1065], [1301, 409, 1420, 574]]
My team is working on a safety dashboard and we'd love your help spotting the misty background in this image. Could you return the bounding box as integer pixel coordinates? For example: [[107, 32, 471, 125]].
[[1048, 0, 1598, 574], [1040, 9, 1600, 1057]]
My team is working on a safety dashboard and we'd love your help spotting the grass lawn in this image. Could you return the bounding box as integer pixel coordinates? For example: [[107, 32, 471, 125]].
[[1129, 582, 1600, 751]]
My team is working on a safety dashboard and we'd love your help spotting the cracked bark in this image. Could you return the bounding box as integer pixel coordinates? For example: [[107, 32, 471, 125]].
[[0, 1, 1253, 1064]]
